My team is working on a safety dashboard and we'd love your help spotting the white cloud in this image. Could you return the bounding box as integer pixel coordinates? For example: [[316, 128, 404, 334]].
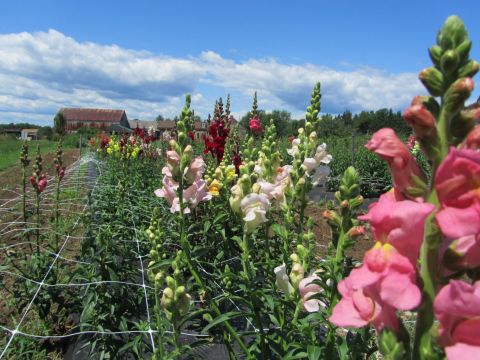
[[0, 29, 428, 125]]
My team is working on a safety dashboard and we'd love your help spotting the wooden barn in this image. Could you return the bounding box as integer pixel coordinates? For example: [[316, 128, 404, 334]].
[[59, 108, 129, 133]]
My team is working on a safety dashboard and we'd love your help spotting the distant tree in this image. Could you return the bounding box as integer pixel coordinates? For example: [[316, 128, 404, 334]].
[[240, 109, 294, 137], [156, 115, 165, 122], [53, 112, 66, 136], [38, 126, 53, 140]]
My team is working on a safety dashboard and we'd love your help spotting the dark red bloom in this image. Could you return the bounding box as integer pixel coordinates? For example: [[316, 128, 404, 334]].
[[203, 112, 230, 163]]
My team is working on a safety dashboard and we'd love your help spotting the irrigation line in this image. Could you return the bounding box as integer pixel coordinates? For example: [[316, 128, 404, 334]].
[[0, 325, 212, 340]]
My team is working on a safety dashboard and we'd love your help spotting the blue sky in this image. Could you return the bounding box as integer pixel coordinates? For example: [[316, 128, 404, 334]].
[[0, 0, 479, 125]]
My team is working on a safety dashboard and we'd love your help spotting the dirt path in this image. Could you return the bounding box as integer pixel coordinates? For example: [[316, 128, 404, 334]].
[[0, 148, 81, 200]]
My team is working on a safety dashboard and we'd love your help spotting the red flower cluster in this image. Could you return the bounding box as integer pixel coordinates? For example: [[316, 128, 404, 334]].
[[203, 115, 230, 163], [133, 127, 156, 144], [249, 117, 263, 135], [30, 174, 47, 193]]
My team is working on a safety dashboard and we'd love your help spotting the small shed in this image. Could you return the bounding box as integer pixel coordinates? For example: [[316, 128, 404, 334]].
[[21, 128, 39, 140]]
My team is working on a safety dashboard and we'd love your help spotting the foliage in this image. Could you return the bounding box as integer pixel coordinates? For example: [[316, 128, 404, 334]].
[[53, 112, 66, 136]]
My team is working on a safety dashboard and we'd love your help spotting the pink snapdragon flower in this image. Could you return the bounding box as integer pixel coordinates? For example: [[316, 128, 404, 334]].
[[184, 157, 206, 184], [403, 102, 436, 140], [155, 175, 179, 213], [183, 179, 212, 210], [365, 128, 425, 196], [287, 138, 301, 157], [155, 154, 211, 213], [240, 193, 271, 233], [435, 147, 480, 268], [299, 275, 325, 312], [330, 242, 421, 331], [434, 280, 480, 359], [358, 191, 435, 265]]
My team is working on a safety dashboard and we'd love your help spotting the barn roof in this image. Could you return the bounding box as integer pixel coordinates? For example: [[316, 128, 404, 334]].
[[157, 120, 176, 129], [60, 108, 126, 122]]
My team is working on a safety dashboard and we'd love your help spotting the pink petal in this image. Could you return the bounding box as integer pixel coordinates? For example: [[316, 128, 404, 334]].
[[379, 273, 421, 310], [445, 343, 480, 360], [452, 318, 480, 346], [330, 298, 369, 328]]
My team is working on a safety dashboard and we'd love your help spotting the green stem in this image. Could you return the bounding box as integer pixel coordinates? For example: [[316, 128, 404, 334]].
[[22, 166, 32, 253], [413, 192, 440, 360], [178, 177, 251, 358], [154, 283, 165, 360], [291, 299, 302, 325], [36, 191, 40, 256], [436, 103, 450, 164], [241, 231, 269, 359], [55, 178, 61, 253]]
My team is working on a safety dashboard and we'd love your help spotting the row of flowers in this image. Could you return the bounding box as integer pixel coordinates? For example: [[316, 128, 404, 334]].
[[148, 16, 480, 360]]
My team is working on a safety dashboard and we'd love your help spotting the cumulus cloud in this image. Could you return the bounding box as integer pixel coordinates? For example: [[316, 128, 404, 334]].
[[0, 29, 427, 125]]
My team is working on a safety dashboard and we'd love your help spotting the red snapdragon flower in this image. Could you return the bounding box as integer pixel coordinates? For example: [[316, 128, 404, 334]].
[[203, 114, 230, 163], [30, 173, 48, 193], [249, 117, 263, 135]]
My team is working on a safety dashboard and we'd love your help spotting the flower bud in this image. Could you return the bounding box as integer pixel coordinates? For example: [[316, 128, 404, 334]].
[[175, 285, 186, 297], [441, 49, 460, 74], [443, 77, 474, 113], [347, 226, 366, 239], [455, 39, 472, 60], [154, 272, 163, 285], [428, 45, 442, 67], [349, 195, 364, 209], [289, 263, 305, 289], [177, 293, 191, 316], [419, 67, 444, 96], [290, 253, 300, 263], [462, 125, 480, 150], [458, 60, 479, 78], [166, 276, 175, 289], [439, 15, 468, 50], [403, 104, 437, 140]]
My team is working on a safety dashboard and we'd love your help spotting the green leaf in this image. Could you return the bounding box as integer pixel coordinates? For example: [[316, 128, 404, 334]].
[[307, 345, 321, 360], [201, 311, 242, 334]]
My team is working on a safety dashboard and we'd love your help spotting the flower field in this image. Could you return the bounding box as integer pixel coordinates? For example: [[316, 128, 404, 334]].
[[1, 15, 480, 360]]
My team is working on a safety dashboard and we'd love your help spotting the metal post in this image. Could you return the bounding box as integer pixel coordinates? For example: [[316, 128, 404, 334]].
[[76, 133, 83, 195]]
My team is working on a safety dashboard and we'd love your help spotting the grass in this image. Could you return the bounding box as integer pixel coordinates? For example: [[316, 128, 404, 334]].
[[0, 136, 76, 171]]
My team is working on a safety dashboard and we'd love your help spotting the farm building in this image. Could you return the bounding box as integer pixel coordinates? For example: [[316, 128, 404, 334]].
[[59, 108, 129, 133], [193, 120, 208, 140], [21, 128, 39, 140], [128, 119, 157, 130], [156, 120, 208, 140]]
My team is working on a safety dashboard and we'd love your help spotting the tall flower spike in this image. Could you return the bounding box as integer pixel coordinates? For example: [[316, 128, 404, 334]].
[[249, 92, 263, 135], [305, 82, 321, 130], [420, 16, 479, 160]]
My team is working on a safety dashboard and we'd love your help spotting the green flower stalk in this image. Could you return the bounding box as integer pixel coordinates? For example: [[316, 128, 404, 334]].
[[323, 166, 364, 355], [405, 16, 479, 359], [165, 95, 251, 357], [19, 141, 30, 247], [30, 145, 46, 255], [287, 82, 324, 234]]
